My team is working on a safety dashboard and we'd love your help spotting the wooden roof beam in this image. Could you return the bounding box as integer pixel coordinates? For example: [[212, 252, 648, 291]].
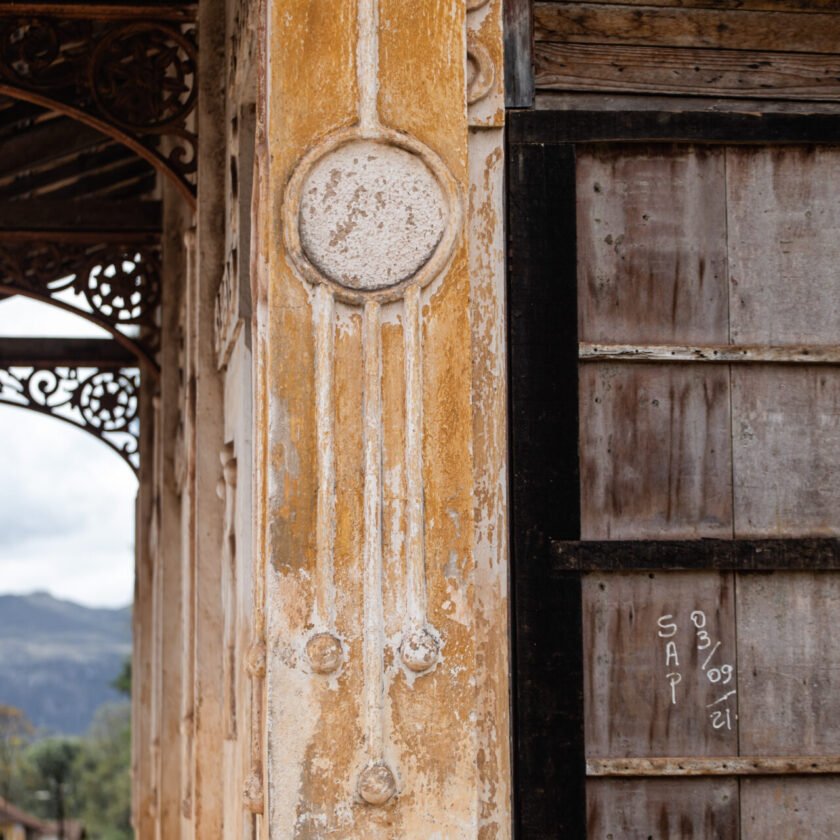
[[0, 119, 107, 181], [0, 200, 161, 241], [0, 3, 195, 21]]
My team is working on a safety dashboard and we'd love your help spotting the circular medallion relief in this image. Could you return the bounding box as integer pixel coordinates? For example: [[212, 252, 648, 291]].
[[298, 140, 447, 292]]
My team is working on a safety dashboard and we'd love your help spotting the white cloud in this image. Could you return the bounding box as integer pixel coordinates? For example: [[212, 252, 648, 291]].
[[0, 298, 135, 608], [0, 296, 109, 338]]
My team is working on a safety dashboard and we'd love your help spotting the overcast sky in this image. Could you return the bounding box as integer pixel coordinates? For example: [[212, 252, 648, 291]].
[[0, 297, 135, 608]]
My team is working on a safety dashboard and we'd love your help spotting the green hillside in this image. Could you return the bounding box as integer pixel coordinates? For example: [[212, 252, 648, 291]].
[[0, 593, 131, 734]]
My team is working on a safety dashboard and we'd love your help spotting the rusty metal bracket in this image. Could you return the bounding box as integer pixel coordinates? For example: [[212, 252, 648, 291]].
[[0, 11, 197, 205], [0, 338, 141, 471]]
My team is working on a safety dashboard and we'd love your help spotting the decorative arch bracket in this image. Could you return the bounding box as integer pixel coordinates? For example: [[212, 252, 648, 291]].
[[0, 5, 198, 205], [0, 337, 141, 472], [0, 238, 161, 368]]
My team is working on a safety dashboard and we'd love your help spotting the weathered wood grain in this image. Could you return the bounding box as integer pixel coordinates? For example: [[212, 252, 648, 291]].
[[536, 42, 840, 100], [741, 778, 840, 838], [534, 3, 840, 54], [588, 755, 840, 776], [504, 0, 534, 107], [543, 0, 840, 12], [584, 572, 738, 757], [580, 363, 733, 539], [510, 108, 840, 145], [586, 778, 739, 839], [581, 342, 840, 364], [577, 145, 728, 345], [553, 538, 840, 571], [727, 146, 840, 346], [737, 573, 840, 755], [536, 91, 840, 114], [732, 367, 840, 537]]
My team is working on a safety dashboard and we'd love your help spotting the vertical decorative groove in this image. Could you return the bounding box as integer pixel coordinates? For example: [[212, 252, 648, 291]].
[[357, 0, 379, 134], [313, 284, 336, 627], [362, 299, 384, 758], [404, 285, 426, 625], [358, 299, 396, 806], [400, 286, 440, 674], [218, 443, 238, 741]]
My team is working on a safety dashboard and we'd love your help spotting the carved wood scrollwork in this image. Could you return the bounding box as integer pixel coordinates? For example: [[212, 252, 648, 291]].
[[0, 364, 140, 470], [0, 243, 161, 365], [0, 16, 197, 202], [466, 0, 503, 127]]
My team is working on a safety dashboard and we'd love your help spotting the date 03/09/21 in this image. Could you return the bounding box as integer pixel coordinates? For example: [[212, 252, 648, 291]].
[[657, 610, 737, 731]]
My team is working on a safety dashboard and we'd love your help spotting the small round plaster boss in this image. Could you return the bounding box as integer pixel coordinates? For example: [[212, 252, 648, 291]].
[[400, 627, 440, 673], [306, 632, 343, 675], [358, 762, 397, 806]]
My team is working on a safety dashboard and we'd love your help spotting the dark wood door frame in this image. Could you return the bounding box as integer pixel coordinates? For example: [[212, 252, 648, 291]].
[[505, 107, 840, 838]]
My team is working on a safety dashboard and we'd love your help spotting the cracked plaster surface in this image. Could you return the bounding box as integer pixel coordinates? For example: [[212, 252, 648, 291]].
[[299, 140, 446, 291]]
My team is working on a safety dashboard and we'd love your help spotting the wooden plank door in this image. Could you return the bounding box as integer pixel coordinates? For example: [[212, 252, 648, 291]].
[[508, 111, 840, 838]]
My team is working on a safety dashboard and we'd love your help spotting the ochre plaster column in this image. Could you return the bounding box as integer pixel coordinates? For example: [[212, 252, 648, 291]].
[[258, 0, 510, 835]]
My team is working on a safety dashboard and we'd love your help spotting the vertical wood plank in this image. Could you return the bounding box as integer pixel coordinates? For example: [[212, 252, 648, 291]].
[[504, 0, 535, 107], [577, 145, 729, 345], [741, 778, 840, 839], [587, 779, 739, 840], [737, 573, 840, 755], [732, 367, 840, 536], [507, 135, 585, 836], [727, 146, 840, 345], [584, 572, 739, 758], [580, 363, 733, 539]]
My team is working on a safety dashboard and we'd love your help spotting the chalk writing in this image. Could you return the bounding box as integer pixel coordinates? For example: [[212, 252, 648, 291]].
[[657, 615, 677, 638], [666, 672, 682, 705], [657, 614, 682, 705], [656, 609, 738, 731]]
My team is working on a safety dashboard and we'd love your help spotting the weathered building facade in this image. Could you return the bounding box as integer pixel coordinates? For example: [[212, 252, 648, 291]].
[[5, 0, 840, 837]]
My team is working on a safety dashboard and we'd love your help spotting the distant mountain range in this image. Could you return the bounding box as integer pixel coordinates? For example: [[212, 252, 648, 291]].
[[0, 592, 131, 735]]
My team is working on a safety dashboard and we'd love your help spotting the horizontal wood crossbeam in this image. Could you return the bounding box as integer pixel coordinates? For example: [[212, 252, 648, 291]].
[[534, 92, 840, 115], [508, 109, 840, 145], [580, 342, 840, 364], [0, 337, 137, 367], [535, 42, 840, 102], [533, 3, 840, 53], [533, 2, 840, 102], [547, 1, 840, 11], [552, 539, 840, 571], [587, 756, 840, 777]]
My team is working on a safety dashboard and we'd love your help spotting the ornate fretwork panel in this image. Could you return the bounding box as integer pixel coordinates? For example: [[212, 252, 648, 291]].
[[0, 242, 161, 364], [0, 364, 140, 470], [0, 15, 197, 202]]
